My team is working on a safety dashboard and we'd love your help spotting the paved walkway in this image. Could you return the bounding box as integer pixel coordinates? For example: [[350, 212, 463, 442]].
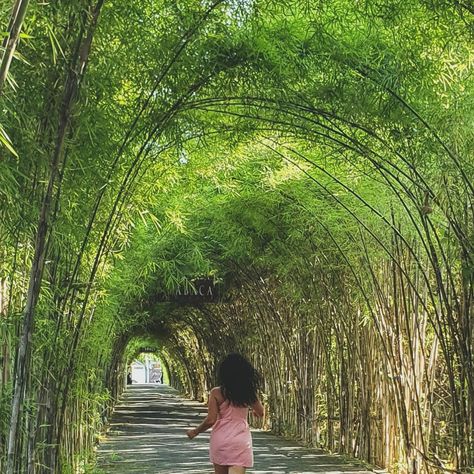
[[96, 384, 373, 474]]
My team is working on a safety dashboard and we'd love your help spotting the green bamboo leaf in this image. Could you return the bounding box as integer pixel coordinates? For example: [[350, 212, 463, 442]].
[[0, 125, 18, 158], [46, 24, 65, 65]]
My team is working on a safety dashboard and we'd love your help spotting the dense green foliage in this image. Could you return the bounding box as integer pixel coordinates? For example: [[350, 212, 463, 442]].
[[0, 0, 473, 472]]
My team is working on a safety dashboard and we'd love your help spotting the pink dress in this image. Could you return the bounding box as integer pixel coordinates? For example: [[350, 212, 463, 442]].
[[209, 399, 253, 467]]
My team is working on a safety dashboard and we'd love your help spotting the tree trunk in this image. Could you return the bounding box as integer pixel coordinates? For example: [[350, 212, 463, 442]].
[[0, 0, 31, 95], [5, 1, 104, 471]]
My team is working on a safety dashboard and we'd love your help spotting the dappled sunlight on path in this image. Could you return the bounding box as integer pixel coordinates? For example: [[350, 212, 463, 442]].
[[97, 385, 373, 474]]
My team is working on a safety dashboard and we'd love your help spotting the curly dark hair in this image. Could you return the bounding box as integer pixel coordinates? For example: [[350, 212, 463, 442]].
[[217, 353, 261, 407]]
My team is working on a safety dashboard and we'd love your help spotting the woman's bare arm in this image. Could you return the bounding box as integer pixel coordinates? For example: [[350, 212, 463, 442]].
[[250, 398, 264, 417], [186, 388, 219, 438]]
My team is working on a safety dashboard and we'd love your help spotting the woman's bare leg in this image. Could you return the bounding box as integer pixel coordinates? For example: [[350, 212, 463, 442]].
[[214, 464, 229, 474], [228, 467, 246, 474]]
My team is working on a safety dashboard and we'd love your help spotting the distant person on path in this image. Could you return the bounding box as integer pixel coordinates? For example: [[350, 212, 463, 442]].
[[186, 353, 264, 474], [157, 366, 162, 384]]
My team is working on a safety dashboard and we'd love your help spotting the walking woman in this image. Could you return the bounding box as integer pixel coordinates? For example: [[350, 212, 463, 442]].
[[186, 353, 264, 473]]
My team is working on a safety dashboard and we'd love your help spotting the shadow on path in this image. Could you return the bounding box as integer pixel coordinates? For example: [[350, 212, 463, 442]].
[[97, 384, 374, 474]]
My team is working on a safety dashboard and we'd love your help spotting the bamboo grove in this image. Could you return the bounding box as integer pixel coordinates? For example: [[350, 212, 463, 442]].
[[0, 0, 473, 473]]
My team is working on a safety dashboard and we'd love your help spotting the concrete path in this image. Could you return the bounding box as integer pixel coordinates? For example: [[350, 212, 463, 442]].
[[96, 384, 373, 474]]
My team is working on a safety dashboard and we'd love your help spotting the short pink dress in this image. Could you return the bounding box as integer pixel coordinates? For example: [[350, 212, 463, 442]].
[[209, 399, 253, 467]]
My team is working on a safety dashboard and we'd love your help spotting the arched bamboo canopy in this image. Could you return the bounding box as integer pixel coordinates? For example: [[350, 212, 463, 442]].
[[0, 0, 472, 472]]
